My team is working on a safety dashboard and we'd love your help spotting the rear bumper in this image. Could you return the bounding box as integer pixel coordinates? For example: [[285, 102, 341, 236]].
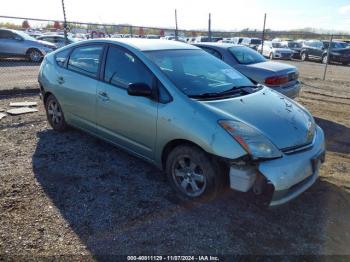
[[270, 80, 301, 99], [258, 126, 325, 207]]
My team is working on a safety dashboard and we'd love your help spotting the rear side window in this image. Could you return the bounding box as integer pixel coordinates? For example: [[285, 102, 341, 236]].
[[68, 45, 103, 78], [55, 48, 71, 68], [104, 46, 153, 89], [0, 30, 15, 39]]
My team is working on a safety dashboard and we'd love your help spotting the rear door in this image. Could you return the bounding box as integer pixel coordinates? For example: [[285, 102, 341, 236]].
[[0, 30, 23, 55], [96, 45, 158, 159], [55, 44, 104, 131]]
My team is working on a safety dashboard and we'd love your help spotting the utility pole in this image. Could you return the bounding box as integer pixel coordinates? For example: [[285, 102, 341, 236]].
[[208, 13, 212, 42], [175, 9, 178, 41], [323, 34, 333, 81], [61, 0, 68, 45], [261, 13, 266, 55]]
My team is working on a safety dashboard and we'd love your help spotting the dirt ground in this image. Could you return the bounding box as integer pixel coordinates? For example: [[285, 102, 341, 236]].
[[0, 75, 349, 258]]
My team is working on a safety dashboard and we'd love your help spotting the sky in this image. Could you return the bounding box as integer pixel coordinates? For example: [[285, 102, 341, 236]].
[[1, 0, 350, 32]]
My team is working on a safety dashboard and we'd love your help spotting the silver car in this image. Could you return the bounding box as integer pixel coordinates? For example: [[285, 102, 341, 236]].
[[38, 39, 325, 207], [195, 43, 301, 98], [259, 41, 293, 60], [37, 35, 76, 49], [0, 28, 56, 62]]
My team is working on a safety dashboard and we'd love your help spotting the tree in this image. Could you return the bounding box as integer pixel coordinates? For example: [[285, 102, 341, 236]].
[[53, 21, 61, 30], [22, 20, 30, 29]]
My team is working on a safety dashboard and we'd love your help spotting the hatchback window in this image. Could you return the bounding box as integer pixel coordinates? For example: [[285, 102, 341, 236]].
[[229, 46, 266, 64], [104, 46, 154, 89], [68, 45, 103, 78], [55, 48, 71, 68], [145, 49, 252, 96]]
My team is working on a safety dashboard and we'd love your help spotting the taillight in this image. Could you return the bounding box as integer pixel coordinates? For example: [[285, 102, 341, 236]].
[[265, 75, 289, 86]]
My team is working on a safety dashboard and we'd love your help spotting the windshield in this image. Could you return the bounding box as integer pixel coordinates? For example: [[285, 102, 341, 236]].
[[332, 42, 349, 49], [15, 30, 36, 41], [144, 49, 252, 96], [251, 39, 262, 45], [272, 42, 287, 48], [229, 46, 266, 64], [288, 42, 302, 48]]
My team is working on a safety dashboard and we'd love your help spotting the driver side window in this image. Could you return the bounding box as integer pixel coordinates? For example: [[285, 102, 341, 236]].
[[104, 46, 154, 89]]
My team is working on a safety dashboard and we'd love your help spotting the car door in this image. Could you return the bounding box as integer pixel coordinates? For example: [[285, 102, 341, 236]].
[[96, 45, 158, 160], [55, 44, 104, 131], [0, 30, 24, 55]]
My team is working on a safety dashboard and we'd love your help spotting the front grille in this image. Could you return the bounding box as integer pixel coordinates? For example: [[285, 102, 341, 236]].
[[282, 142, 313, 155]]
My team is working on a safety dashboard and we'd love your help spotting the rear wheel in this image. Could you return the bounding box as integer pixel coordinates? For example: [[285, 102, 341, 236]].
[[45, 94, 68, 132], [165, 145, 224, 202], [27, 49, 43, 62], [301, 52, 308, 61]]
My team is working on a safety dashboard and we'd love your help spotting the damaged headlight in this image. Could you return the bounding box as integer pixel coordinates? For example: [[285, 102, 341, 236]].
[[219, 120, 282, 159]]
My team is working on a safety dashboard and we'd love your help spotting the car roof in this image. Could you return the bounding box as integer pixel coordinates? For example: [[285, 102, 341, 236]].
[[83, 38, 199, 51]]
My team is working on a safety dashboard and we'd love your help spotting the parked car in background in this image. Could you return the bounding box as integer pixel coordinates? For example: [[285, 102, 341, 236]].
[[281, 41, 303, 58], [194, 36, 222, 43], [39, 38, 325, 207], [241, 37, 262, 50], [0, 28, 56, 62], [222, 37, 243, 44], [258, 41, 293, 60], [37, 35, 77, 48], [145, 35, 161, 39], [301, 40, 350, 65], [195, 43, 300, 98]]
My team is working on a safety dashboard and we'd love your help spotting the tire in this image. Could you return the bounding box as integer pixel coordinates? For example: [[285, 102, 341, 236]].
[[301, 52, 308, 61], [45, 94, 68, 132], [27, 48, 43, 62], [322, 55, 328, 64], [342, 62, 349, 66], [269, 53, 274, 60], [165, 145, 225, 202]]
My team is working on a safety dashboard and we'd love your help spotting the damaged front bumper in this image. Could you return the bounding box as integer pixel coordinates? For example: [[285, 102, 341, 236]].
[[258, 126, 325, 207], [228, 126, 325, 207]]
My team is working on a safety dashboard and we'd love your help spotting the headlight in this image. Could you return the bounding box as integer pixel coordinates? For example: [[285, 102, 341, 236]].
[[219, 120, 282, 159]]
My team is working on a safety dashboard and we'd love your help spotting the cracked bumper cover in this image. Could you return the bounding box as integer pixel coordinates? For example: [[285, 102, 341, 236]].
[[258, 125, 325, 207]]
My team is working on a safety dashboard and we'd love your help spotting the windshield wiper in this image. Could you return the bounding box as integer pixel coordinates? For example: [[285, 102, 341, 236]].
[[189, 85, 259, 99]]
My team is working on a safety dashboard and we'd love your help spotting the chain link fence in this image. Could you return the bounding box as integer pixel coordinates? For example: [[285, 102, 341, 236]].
[[1, 16, 350, 93]]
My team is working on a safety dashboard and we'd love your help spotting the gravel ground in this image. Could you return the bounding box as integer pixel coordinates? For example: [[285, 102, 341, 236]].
[[0, 77, 349, 258]]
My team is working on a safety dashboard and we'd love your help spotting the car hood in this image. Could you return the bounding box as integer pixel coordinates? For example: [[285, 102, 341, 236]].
[[273, 48, 292, 52], [30, 40, 56, 47], [198, 87, 314, 150]]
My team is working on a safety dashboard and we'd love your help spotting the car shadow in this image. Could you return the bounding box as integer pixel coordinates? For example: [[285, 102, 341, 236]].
[[32, 129, 350, 256], [315, 117, 350, 154]]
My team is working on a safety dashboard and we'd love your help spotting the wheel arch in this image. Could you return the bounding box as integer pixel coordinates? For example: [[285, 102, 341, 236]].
[[161, 139, 205, 170]]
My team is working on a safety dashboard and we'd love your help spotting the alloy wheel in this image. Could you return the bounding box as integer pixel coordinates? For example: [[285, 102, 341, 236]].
[[29, 50, 42, 62], [47, 100, 63, 126], [172, 156, 206, 197]]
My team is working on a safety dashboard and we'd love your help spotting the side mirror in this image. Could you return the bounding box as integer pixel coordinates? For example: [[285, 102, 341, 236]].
[[127, 83, 152, 97], [14, 36, 23, 41]]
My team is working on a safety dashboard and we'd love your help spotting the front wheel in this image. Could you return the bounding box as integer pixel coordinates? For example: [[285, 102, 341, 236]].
[[27, 49, 43, 62], [45, 94, 68, 132], [165, 145, 225, 202], [301, 52, 308, 61]]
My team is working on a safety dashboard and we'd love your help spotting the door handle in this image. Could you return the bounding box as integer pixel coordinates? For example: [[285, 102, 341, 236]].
[[57, 76, 65, 84], [98, 91, 109, 101]]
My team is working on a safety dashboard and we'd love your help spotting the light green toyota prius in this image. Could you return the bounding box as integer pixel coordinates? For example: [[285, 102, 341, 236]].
[[38, 38, 325, 207]]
